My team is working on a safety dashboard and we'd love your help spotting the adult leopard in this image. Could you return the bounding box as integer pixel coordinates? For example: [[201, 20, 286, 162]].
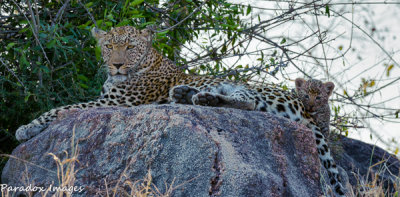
[[16, 26, 345, 196]]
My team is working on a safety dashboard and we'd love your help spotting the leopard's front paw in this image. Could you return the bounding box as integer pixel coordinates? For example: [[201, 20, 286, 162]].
[[16, 123, 46, 142], [169, 85, 199, 104], [192, 92, 220, 106]]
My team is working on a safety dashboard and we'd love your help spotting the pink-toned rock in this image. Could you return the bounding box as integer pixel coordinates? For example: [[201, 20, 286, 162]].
[[2, 104, 322, 196]]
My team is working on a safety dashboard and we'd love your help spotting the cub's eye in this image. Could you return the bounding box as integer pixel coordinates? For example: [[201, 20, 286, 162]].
[[106, 44, 113, 49], [127, 45, 134, 49]]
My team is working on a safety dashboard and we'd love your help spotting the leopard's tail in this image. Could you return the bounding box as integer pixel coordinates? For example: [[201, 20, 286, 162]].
[[305, 118, 346, 197]]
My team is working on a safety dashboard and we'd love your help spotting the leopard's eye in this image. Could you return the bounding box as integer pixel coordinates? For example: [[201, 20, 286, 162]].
[[127, 45, 134, 49], [106, 44, 113, 49], [316, 96, 321, 100], [305, 95, 309, 99]]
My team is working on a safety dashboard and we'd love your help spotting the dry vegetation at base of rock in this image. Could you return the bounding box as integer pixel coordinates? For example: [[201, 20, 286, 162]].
[[2, 150, 399, 197], [1, 127, 179, 197], [1, 155, 177, 197]]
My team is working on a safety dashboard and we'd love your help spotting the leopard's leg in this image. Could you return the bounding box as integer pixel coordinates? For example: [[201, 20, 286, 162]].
[[169, 85, 200, 104], [16, 84, 151, 142], [15, 98, 112, 142], [192, 89, 256, 110], [101, 75, 128, 98]]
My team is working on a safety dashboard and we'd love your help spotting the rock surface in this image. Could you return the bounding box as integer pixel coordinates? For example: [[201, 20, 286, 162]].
[[2, 104, 323, 197]]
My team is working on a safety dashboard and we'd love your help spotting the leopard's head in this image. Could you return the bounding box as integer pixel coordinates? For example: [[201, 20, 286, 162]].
[[295, 78, 335, 111], [92, 26, 151, 76]]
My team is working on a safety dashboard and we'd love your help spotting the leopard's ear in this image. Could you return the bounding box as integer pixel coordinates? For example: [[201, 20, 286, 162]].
[[139, 28, 152, 42], [140, 28, 150, 37], [91, 27, 107, 43], [324, 82, 335, 96], [295, 78, 306, 91]]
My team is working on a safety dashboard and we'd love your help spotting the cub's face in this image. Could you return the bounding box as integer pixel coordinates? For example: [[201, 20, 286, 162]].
[[92, 26, 150, 76], [295, 78, 335, 112]]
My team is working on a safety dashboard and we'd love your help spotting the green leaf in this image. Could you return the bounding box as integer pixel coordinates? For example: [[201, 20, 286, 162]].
[[19, 20, 29, 25], [325, 5, 330, 17], [280, 38, 286, 44], [40, 65, 50, 73], [116, 19, 131, 27], [96, 20, 103, 26], [79, 83, 89, 89], [85, 2, 93, 8], [78, 20, 92, 29], [19, 54, 29, 67], [6, 42, 16, 50], [60, 37, 69, 43], [105, 21, 113, 27], [270, 57, 275, 64], [46, 39, 57, 48], [18, 27, 30, 33], [24, 92, 31, 102], [95, 46, 102, 61], [130, 0, 144, 6], [157, 30, 169, 36], [246, 5, 251, 16], [78, 74, 89, 82], [129, 14, 144, 18]]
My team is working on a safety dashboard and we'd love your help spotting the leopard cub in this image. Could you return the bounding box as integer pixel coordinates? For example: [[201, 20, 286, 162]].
[[294, 78, 335, 136]]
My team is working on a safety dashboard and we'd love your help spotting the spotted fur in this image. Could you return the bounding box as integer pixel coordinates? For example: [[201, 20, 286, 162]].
[[16, 26, 345, 196], [295, 78, 335, 135]]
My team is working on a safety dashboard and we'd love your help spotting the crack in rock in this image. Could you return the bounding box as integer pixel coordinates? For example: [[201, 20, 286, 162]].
[[209, 146, 223, 196]]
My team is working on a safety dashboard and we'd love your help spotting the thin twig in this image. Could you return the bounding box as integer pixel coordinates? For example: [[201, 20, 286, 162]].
[[52, 0, 71, 27], [151, 0, 208, 33], [11, 0, 52, 68], [77, 0, 98, 28], [0, 57, 26, 90]]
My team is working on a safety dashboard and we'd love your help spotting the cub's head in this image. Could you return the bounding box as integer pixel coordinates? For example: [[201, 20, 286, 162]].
[[295, 78, 335, 111], [92, 26, 151, 76]]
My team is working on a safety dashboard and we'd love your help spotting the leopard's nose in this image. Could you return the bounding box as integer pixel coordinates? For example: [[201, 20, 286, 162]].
[[113, 63, 124, 69]]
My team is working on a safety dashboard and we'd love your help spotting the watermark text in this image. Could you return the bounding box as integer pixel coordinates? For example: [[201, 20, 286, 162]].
[[1, 184, 84, 194]]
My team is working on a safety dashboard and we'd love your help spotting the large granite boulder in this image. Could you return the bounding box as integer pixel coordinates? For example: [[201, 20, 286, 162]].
[[2, 104, 323, 196]]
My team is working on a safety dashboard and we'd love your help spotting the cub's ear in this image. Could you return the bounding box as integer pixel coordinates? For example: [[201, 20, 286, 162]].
[[324, 82, 335, 96], [295, 78, 306, 91], [91, 27, 107, 43]]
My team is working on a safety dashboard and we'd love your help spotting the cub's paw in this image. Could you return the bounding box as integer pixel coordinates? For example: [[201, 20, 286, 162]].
[[169, 85, 199, 104], [192, 92, 220, 106], [16, 123, 46, 142]]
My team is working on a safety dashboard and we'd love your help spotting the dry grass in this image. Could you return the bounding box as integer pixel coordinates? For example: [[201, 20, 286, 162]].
[[0, 126, 187, 197], [321, 160, 400, 197], [105, 169, 178, 197], [346, 160, 400, 197]]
